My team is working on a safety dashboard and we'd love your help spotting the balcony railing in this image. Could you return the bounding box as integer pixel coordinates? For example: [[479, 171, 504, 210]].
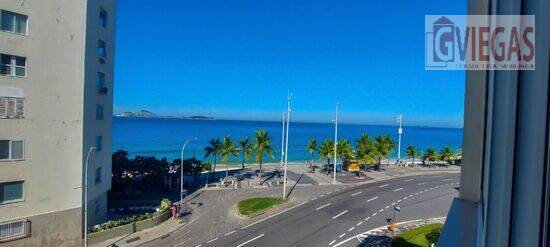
[[0, 219, 31, 242]]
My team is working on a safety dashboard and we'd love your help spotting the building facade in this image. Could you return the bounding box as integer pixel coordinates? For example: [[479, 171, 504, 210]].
[[0, 0, 115, 245], [439, 0, 550, 245]]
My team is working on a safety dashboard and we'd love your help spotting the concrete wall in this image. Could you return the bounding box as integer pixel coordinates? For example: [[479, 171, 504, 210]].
[[1, 207, 83, 247]]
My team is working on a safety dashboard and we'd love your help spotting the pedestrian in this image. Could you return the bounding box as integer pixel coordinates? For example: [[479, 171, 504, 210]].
[[170, 205, 176, 219]]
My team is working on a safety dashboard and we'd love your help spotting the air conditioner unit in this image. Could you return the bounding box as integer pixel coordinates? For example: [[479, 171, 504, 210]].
[[98, 87, 108, 95]]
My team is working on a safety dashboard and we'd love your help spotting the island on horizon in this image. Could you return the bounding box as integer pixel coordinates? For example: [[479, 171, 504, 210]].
[[116, 110, 214, 120]]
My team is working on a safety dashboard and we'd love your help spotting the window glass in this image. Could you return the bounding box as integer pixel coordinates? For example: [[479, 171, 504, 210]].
[[14, 67, 25, 76], [99, 9, 107, 27], [96, 105, 104, 120], [15, 14, 26, 34], [0, 65, 9, 75], [0, 181, 23, 203], [98, 40, 106, 58], [0, 140, 9, 159], [0, 55, 11, 65], [11, 141, 23, 159], [95, 167, 102, 184], [0, 11, 14, 32], [97, 72, 105, 87], [95, 136, 102, 151], [14, 56, 25, 66]]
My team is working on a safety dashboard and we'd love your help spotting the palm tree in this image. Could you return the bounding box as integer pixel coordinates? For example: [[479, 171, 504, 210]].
[[220, 136, 238, 179], [439, 146, 454, 163], [253, 130, 274, 176], [318, 139, 334, 175], [204, 138, 221, 181], [337, 139, 354, 160], [422, 147, 438, 164], [406, 145, 419, 165], [356, 134, 377, 169], [307, 139, 317, 171], [373, 135, 396, 164], [239, 137, 253, 172]]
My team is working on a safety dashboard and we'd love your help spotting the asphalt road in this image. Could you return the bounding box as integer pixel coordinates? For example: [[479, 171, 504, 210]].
[[153, 173, 459, 247]]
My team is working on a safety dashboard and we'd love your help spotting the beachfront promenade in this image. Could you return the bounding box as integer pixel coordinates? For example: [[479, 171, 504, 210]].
[[91, 164, 459, 247]]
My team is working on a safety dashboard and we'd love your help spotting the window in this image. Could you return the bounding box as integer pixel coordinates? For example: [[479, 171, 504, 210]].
[[0, 97, 24, 118], [0, 140, 23, 160], [95, 199, 101, 215], [98, 40, 106, 62], [97, 72, 105, 88], [1, 10, 27, 35], [0, 181, 24, 204], [95, 136, 102, 151], [95, 167, 102, 185], [96, 104, 104, 120], [99, 9, 107, 28], [0, 54, 26, 77]]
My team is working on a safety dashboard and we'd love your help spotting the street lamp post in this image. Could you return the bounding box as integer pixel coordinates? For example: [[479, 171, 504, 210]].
[[397, 114, 403, 162], [283, 92, 292, 199], [180, 138, 197, 215], [280, 111, 285, 169], [83, 146, 95, 247], [333, 102, 339, 184]]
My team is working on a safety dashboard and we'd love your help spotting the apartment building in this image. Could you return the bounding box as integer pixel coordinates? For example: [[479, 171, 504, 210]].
[[439, 0, 550, 246], [0, 0, 115, 246]]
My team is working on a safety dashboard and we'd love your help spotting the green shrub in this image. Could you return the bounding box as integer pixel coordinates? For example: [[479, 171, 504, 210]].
[[160, 198, 172, 211]]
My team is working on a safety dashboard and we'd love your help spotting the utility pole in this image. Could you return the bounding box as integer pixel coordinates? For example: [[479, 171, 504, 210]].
[[397, 114, 403, 162], [280, 111, 285, 169], [83, 146, 95, 247], [283, 92, 292, 199], [180, 138, 197, 215], [333, 102, 339, 184]]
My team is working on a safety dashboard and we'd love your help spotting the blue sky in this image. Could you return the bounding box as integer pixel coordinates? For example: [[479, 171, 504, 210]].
[[114, 0, 467, 128]]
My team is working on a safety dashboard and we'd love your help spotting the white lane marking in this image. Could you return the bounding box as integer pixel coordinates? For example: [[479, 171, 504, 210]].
[[379, 184, 389, 188], [379, 209, 384, 213], [196, 245, 201, 247], [332, 210, 349, 219], [367, 196, 378, 202], [311, 197, 318, 200], [442, 178, 453, 181], [365, 217, 370, 221], [433, 175, 442, 178], [329, 240, 336, 246], [339, 233, 346, 238], [225, 230, 236, 236], [405, 179, 414, 182], [351, 191, 363, 196], [206, 238, 218, 243], [241, 201, 308, 229], [348, 227, 355, 232], [415, 193, 419, 195], [372, 212, 377, 216], [357, 221, 363, 226], [397, 199, 402, 203], [417, 182, 427, 185], [385, 205, 390, 209], [320, 194, 325, 197], [316, 203, 332, 211], [237, 234, 265, 247], [393, 188, 404, 192], [391, 202, 396, 206]]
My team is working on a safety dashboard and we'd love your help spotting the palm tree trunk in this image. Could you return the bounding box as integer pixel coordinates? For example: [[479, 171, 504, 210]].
[[327, 158, 330, 176], [226, 160, 229, 179]]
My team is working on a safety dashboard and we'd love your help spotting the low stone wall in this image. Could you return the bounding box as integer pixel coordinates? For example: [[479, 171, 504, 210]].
[[88, 210, 171, 245]]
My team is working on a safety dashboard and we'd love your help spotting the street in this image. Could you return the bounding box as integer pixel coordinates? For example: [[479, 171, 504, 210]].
[[143, 173, 458, 247]]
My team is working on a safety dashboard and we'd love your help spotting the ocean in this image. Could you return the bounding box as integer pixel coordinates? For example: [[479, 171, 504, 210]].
[[113, 117, 463, 163]]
